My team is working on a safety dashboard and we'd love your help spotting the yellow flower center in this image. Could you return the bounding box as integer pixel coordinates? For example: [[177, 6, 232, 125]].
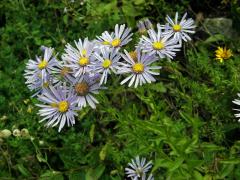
[[102, 41, 110, 45], [102, 59, 112, 69], [51, 103, 58, 108], [152, 41, 165, 50], [132, 63, 144, 73], [129, 51, 138, 62], [139, 29, 147, 34], [43, 82, 49, 88], [111, 38, 121, 47], [82, 49, 87, 56], [79, 57, 89, 66], [58, 101, 69, 113], [38, 60, 48, 70], [60, 67, 71, 76], [173, 24, 181, 32], [75, 82, 89, 96]]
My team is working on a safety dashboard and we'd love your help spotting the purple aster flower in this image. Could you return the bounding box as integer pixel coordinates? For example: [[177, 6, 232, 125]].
[[139, 24, 181, 59], [62, 38, 95, 78], [37, 85, 79, 132], [69, 74, 101, 109], [24, 47, 59, 83], [92, 47, 121, 85], [118, 49, 161, 88]]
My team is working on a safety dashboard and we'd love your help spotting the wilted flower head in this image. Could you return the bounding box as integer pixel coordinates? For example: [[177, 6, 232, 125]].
[[125, 156, 153, 179], [137, 18, 153, 34], [215, 46, 233, 63], [37, 85, 79, 132]]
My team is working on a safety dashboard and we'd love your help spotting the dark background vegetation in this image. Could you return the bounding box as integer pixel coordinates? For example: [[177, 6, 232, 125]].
[[0, 0, 240, 179]]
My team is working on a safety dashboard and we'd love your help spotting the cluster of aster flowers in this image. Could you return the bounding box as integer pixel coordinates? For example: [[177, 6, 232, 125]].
[[24, 12, 195, 132]]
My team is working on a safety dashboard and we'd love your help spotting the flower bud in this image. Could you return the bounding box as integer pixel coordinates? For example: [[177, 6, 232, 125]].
[[13, 129, 21, 137], [39, 140, 44, 146], [0, 129, 12, 138], [21, 128, 29, 137]]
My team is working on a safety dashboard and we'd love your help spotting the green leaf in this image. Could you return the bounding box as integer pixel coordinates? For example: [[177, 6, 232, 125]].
[[17, 164, 31, 177], [169, 157, 184, 171], [220, 159, 240, 164], [218, 164, 234, 178], [90, 124, 95, 143], [40, 171, 64, 180], [193, 170, 204, 180], [85, 165, 105, 180], [99, 144, 108, 161], [203, 34, 225, 44], [200, 143, 225, 151]]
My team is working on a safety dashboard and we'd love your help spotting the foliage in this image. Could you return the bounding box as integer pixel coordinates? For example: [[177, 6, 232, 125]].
[[0, 0, 240, 179]]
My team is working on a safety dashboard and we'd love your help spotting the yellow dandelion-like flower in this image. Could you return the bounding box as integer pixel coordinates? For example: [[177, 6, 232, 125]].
[[215, 47, 233, 63]]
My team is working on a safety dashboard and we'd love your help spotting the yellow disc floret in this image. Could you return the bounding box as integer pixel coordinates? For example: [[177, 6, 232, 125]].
[[129, 51, 138, 62], [79, 57, 89, 66], [58, 101, 69, 113], [43, 82, 49, 88], [111, 38, 121, 47], [132, 63, 144, 74], [82, 49, 87, 56], [152, 41, 165, 50], [60, 67, 71, 76], [50, 103, 58, 108], [102, 41, 110, 45], [38, 60, 48, 70], [173, 24, 181, 32], [102, 59, 112, 69], [75, 82, 89, 96]]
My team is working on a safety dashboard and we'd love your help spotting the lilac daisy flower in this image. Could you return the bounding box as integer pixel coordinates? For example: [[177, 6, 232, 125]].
[[96, 31, 114, 46], [24, 47, 59, 82], [118, 50, 161, 88], [110, 24, 133, 48], [70, 74, 101, 109], [62, 38, 95, 78], [92, 47, 121, 84], [125, 156, 153, 179], [25, 73, 55, 97], [37, 85, 79, 132], [140, 24, 181, 59], [164, 12, 195, 44], [95, 24, 132, 49]]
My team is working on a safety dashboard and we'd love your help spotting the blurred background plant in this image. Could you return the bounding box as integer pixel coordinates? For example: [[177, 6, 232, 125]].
[[0, 0, 240, 179]]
